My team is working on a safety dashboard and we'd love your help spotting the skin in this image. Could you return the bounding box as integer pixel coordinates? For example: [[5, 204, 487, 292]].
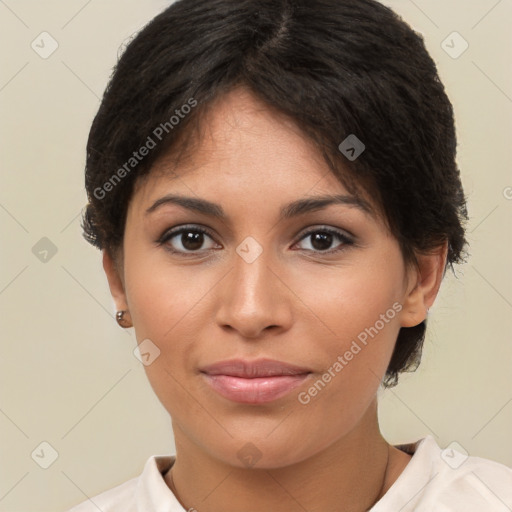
[[103, 86, 447, 512]]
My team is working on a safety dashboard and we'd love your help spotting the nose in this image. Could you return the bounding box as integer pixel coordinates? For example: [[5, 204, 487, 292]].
[[214, 247, 293, 340]]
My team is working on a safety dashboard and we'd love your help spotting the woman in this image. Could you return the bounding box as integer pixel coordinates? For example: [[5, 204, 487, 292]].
[[69, 0, 512, 510]]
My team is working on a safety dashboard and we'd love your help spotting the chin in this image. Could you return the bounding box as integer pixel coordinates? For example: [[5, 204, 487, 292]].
[[202, 430, 324, 470]]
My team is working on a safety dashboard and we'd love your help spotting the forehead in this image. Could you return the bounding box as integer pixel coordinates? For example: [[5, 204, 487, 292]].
[[130, 87, 381, 224], [156, 87, 333, 181]]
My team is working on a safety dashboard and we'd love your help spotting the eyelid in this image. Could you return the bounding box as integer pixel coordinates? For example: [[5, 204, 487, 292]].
[[292, 225, 355, 252], [158, 223, 214, 238], [157, 223, 355, 256], [157, 224, 220, 248], [295, 224, 355, 242]]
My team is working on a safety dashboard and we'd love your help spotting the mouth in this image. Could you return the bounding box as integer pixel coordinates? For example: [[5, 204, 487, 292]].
[[200, 358, 312, 404]]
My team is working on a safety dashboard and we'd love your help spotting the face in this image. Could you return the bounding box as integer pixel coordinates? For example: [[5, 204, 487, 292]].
[[107, 87, 432, 469]]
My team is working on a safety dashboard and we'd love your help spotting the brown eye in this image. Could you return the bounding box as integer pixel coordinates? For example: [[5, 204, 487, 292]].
[[158, 225, 219, 254], [310, 232, 334, 251], [180, 231, 206, 251], [295, 227, 354, 253]]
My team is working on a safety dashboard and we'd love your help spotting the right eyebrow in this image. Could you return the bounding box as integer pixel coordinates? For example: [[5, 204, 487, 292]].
[[146, 194, 224, 218]]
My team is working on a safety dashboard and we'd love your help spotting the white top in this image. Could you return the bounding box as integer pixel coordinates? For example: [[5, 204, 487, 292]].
[[67, 436, 512, 511]]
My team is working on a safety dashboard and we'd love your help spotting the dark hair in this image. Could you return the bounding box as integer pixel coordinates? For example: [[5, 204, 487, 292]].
[[82, 0, 468, 387]]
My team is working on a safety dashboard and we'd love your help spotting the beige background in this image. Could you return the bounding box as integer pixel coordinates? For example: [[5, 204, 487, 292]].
[[0, 1, 511, 511]]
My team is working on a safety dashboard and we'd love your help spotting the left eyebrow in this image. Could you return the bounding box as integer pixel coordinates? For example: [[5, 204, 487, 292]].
[[280, 194, 374, 219], [145, 193, 374, 219]]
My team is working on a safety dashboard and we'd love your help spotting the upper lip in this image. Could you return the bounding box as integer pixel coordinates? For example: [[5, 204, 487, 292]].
[[200, 358, 312, 378]]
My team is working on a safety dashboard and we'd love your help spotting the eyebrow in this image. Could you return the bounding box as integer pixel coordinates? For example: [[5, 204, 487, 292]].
[[145, 193, 373, 220]]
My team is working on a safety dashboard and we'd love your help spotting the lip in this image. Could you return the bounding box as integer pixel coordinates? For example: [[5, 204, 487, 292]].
[[200, 358, 312, 404]]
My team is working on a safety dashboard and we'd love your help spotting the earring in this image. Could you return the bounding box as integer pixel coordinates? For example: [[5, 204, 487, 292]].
[[116, 310, 133, 328]]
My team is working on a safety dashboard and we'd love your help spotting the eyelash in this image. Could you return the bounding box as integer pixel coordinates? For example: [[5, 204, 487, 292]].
[[156, 224, 354, 257]]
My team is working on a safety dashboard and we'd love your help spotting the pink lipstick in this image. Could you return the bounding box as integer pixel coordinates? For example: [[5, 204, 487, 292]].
[[200, 358, 312, 404]]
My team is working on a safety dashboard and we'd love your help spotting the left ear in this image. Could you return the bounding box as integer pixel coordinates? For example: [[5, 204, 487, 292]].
[[400, 241, 448, 328]]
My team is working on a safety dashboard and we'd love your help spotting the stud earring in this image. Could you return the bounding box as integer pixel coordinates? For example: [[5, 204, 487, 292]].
[[116, 310, 133, 328]]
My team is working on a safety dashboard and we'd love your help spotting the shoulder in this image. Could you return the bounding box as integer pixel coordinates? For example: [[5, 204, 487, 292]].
[[374, 436, 512, 511], [65, 476, 138, 512], [64, 455, 176, 512], [426, 442, 512, 510]]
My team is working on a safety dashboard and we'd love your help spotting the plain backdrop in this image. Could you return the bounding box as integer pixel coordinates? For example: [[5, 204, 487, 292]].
[[0, 1, 511, 511]]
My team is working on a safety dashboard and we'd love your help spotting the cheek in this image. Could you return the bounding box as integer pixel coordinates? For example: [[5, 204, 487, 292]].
[[293, 272, 402, 441], [294, 252, 404, 343], [292, 251, 404, 392], [123, 246, 215, 341], [122, 248, 225, 398]]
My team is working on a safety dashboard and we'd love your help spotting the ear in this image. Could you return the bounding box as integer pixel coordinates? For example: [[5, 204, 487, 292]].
[[102, 250, 128, 311], [400, 241, 448, 328]]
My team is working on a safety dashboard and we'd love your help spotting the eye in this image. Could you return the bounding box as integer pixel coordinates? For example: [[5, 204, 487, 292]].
[[157, 225, 220, 254], [157, 224, 354, 256], [294, 227, 354, 254]]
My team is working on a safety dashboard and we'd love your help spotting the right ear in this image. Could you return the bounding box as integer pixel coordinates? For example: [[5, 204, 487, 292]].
[[102, 250, 129, 312]]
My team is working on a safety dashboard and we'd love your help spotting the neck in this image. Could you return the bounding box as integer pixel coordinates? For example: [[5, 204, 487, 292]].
[[165, 400, 407, 512]]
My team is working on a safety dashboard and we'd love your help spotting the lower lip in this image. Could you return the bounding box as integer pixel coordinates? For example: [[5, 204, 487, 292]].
[[202, 373, 310, 404]]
